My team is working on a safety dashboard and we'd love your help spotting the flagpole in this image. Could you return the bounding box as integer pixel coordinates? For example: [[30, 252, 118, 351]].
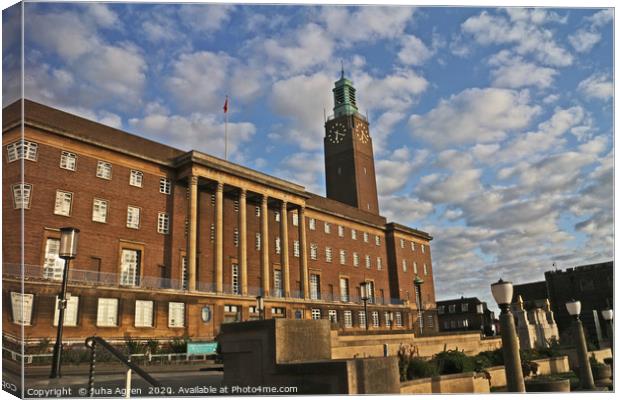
[[224, 110, 228, 160]]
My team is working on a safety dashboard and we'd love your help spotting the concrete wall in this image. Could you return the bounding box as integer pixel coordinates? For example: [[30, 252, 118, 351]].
[[486, 356, 570, 389], [400, 372, 491, 394], [561, 347, 612, 369]]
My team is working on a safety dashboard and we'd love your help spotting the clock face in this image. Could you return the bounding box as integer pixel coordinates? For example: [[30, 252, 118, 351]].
[[327, 122, 346, 144], [356, 124, 370, 144]]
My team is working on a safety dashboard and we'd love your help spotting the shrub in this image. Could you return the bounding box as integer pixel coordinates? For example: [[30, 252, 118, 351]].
[[168, 336, 188, 353], [475, 349, 503, 367], [433, 350, 475, 375], [407, 357, 439, 380], [124, 335, 147, 355], [397, 344, 417, 381]]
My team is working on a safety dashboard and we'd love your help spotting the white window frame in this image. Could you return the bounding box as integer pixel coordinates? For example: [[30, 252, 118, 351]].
[[328, 310, 338, 323], [402, 259, 407, 272], [275, 211, 280, 222], [395, 312, 403, 327], [363, 232, 369, 242], [97, 298, 119, 327], [411, 241, 416, 251], [12, 183, 32, 209], [292, 211, 299, 226], [157, 212, 170, 234], [273, 269, 283, 297], [96, 160, 112, 179], [60, 151, 77, 171], [353, 252, 359, 267], [310, 274, 321, 300], [135, 300, 154, 328], [92, 198, 108, 223], [233, 200, 239, 212], [414, 262, 418, 274], [462, 303, 469, 312], [338, 225, 344, 237], [275, 237, 281, 254], [159, 177, 171, 194], [377, 257, 383, 270], [231, 264, 240, 295], [181, 256, 188, 290], [400, 239, 405, 248], [372, 311, 379, 328], [309, 218, 316, 230], [358, 311, 367, 328], [324, 222, 331, 234], [11, 292, 34, 325], [293, 240, 300, 257], [120, 248, 141, 287], [234, 228, 240, 247], [422, 244, 426, 253], [311, 309, 321, 320], [339, 278, 349, 302], [7, 139, 38, 162], [127, 206, 141, 229], [375, 235, 381, 246], [255, 233, 261, 250], [325, 247, 332, 263], [344, 311, 353, 328], [255, 206, 261, 217], [339, 249, 346, 265], [365, 255, 371, 269], [53, 296, 79, 327], [424, 263, 429, 275], [310, 243, 318, 260], [54, 190, 73, 216], [129, 170, 144, 187], [43, 238, 64, 280], [168, 302, 185, 328], [351, 229, 357, 240]]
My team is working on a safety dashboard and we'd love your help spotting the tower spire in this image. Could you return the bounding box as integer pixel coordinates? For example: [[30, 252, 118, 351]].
[[332, 64, 358, 117], [340, 59, 344, 79]]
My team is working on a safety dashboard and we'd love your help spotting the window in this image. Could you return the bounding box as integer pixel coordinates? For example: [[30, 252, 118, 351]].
[[309, 218, 316, 230], [159, 177, 171, 194], [365, 281, 375, 304], [444, 321, 449, 330], [338, 226, 344, 237], [43, 238, 64, 280], [293, 240, 300, 257], [91, 199, 108, 223], [351, 229, 357, 240], [97, 298, 119, 327], [372, 311, 379, 327], [411, 242, 416, 251], [395, 312, 403, 327], [402, 259, 407, 272], [224, 305, 240, 313], [365, 255, 371, 269], [353, 252, 359, 267], [310, 274, 321, 300], [53, 295, 79, 327], [233, 200, 239, 212], [273, 270, 283, 297], [325, 247, 333, 262], [427, 315, 434, 328], [461, 303, 469, 312], [255, 233, 261, 250], [120, 249, 141, 287], [275, 237, 281, 254], [210, 224, 215, 241], [324, 222, 331, 234], [11, 292, 34, 325], [271, 307, 286, 317], [60, 151, 77, 171], [328, 310, 338, 323], [96, 161, 112, 179], [12, 183, 32, 209], [168, 302, 185, 327], [310, 243, 318, 260], [135, 300, 154, 328], [363, 232, 369, 242], [181, 257, 188, 290], [448, 305, 456, 313], [438, 306, 445, 315], [424, 264, 428, 275], [344, 311, 353, 328], [339, 249, 346, 265], [451, 321, 456, 329], [375, 235, 381, 246], [255, 206, 261, 217], [210, 194, 216, 206], [377, 257, 383, 270], [233, 228, 239, 247], [422, 244, 426, 253], [127, 206, 141, 229], [292, 211, 299, 226], [129, 170, 143, 187], [54, 190, 72, 216], [414, 262, 418, 274], [6, 139, 38, 162], [358, 311, 367, 328], [400, 239, 405, 248], [157, 212, 170, 234], [231, 264, 239, 295], [311, 309, 321, 320], [340, 278, 350, 302], [275, 211, 280, 222]]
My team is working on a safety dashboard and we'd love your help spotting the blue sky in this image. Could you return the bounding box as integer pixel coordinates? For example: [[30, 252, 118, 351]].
[[2, 2, 614, 310]]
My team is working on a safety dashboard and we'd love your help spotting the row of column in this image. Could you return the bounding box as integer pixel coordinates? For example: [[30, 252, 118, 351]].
[[186, 176, 309, 299]]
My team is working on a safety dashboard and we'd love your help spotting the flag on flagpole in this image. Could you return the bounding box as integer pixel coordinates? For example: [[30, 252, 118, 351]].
[[223, 96, 229, 113]]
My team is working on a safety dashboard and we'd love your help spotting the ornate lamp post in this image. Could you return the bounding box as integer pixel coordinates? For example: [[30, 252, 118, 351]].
[[50, 227, 79, 379], [256, 295, 265, 320], [491, 278, 525, 392], [360, 282, 369, 331], [601, 309, 613, 355], [566, 299, 595, 390]]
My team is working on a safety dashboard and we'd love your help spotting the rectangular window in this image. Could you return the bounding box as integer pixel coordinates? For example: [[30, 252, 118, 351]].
[[363, 232, 369, 242], [427, 315, 434, 328], [344, 311, 353, 328], [157, 212, 170, 234], [60, 151, 77, 171], [181, 256, 188, 290], [385, 312, 392, 328], [366, 281, 375, 304], [424, 263, 429, 275], [231, 264, 240, 295], [54, 190, 73, 216], [255, 206, 261, 217], [12, 183, 32, 209], [292, 211, 299, 226], [377, 257, 383, 270], [414, 262, 418, 274], [273, 269, 283, 297], [275, 211, 280, 222], [271, 307, 286, 317], [358, 311, 367, 328], [310, 243, 318, 260], [325, 247, 332, 262], [129, 170, 143, 187], [168, 302, 185, 327], [438, 306, 445, 314], [127, 206, 141, 229], [159, 177, 171, 194], [293, 240, 300, 257], [53, 296, 79, 327], [311, 309, 321, 320], [43, 238, 64, 280], [210, 194, 216, 206], [6, 139, 38, 162], [402, 259, 407, 272], [422, 244, 426, 253], [339, 249, 346, 265], [309, 218, 316, 230], [233, 228, 240, 247], [120, 249, 141, 287], [255, 233, 261, 250], [92, 199, 108, 223], [275, 237, 281, 254], [395, 312, 403, 327], [328, 310, 337, 323], [96, 161, 112, 179], [339, 278, 349, 302], [338, 225, 344, 237], [11, 292, 34, 325], [449, 305, 456, 313], [210, 224, 215, 241], [365, 255, 371, 269], [135, 300, 154, 328], [324, 222, 331, 234], [97, 298, 118, 327], [351, 229, 357, 240], [372, 311, 379, 328], [233, 200, 239, 212], [461, 303, 469, 312], [375, 235, 381, 246], [411, 242, 416, 251], [353, 252, 359, 267], [400, 239, 405, 248], [310, 274, 321, 300]]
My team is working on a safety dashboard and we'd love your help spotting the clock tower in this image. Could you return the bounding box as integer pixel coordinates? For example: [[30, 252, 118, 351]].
[[324, 70, 379, 214]]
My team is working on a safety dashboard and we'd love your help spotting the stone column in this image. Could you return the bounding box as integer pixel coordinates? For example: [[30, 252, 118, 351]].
[[215, 182, 224, 293], [299, 206, 309, 299], [280, 201, 290, 298], [187, 175, 198, 291], [239, 188, 248, 296], [261, 195, 270, 296]]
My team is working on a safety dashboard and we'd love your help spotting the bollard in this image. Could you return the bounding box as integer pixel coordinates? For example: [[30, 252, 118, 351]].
[[383, 343, 388, 357]]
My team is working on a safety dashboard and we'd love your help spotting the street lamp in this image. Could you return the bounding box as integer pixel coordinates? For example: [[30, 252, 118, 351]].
[[414, 276, 424, 335], [491, 278, 525, 392], [360, 282, 369, 331], [566, 299, 595, 390], [256, 295, 265, 320], [50, 227, 79, 379], [388, 311, 394, 330], [601, 309, 613, 355]]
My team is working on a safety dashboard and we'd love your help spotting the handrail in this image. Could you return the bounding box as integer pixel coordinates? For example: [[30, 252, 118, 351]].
[[85, 336, 160, 387]]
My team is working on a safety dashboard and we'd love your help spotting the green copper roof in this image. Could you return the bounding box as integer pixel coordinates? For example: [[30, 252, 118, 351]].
[[332, 67, 358, 117], [414, 275, 425, 285]]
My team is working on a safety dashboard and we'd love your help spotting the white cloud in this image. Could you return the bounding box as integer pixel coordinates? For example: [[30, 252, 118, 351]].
[[577, 73, 613, 101], [277, 152, 325, 193], [177, 4, 234, 33], [416, 168, 483, 204], [586, 9, 613, 28], [380, 195, 433, 224], [409, 88, 540, 148], [375, 147, 428, 195], [398, 35, 434, 65], [569, 29, 602, 53], [489, 51, 557, 89]]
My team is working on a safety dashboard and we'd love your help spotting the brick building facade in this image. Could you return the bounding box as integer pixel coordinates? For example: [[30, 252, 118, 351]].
[[436, 297, 496, 337], [3, 75, 437, 344]]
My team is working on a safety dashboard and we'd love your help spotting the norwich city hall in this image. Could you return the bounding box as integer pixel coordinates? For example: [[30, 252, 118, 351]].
[[3, 73, 438, 344]]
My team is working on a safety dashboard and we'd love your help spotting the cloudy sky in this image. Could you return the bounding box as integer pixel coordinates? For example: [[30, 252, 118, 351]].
[[3, 2, 613, 309]]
